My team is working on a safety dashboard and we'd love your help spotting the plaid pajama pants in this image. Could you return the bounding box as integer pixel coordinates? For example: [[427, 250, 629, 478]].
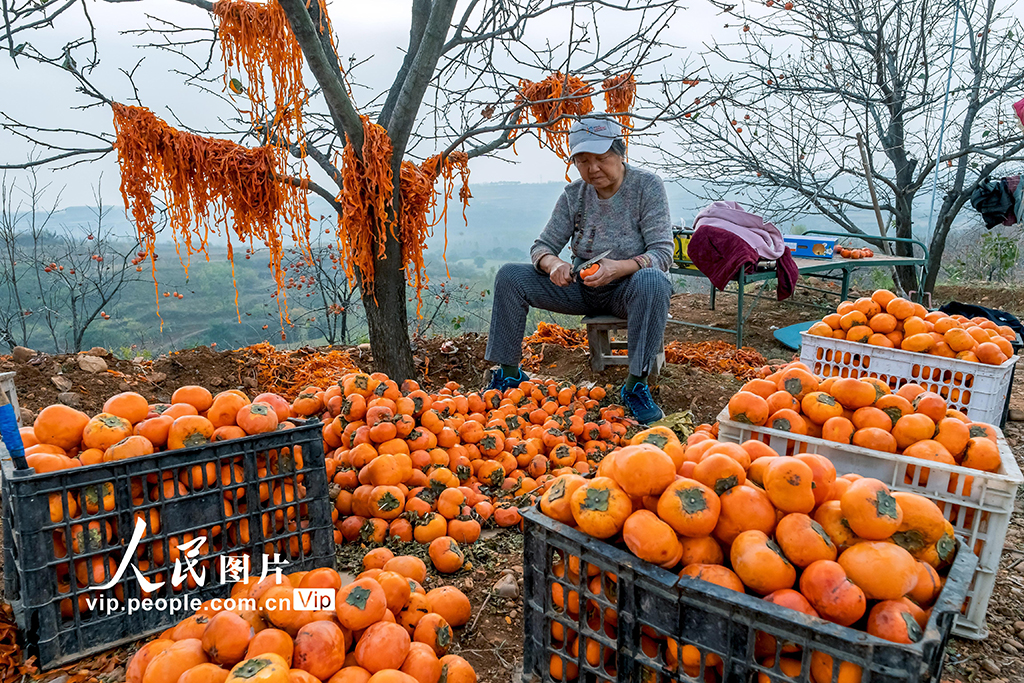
[[484, 263, 672, 377]]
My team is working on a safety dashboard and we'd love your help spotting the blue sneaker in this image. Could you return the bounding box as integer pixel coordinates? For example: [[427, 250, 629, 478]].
[[486, 367, 530, 392], [620, 382, 664, 424]]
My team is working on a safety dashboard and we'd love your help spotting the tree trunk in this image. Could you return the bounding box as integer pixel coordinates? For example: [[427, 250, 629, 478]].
[[361, 225, 414, 380], [892, 253, 919, 295], [890, 201, 919, 294], [892, 263, 918, 295], [70, 296, 80, 354], [924, 194, 958, 294]]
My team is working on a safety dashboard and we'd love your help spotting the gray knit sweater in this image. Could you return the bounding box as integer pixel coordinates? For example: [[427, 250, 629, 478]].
[[530, 164, 673, 272]]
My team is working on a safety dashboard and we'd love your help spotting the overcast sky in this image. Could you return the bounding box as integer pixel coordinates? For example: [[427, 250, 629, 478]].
[[2, 0, 727, 207]]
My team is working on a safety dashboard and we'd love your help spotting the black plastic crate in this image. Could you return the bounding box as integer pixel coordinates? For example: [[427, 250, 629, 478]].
[[522, 505, 977, 683], [1, 420, 334, 670]]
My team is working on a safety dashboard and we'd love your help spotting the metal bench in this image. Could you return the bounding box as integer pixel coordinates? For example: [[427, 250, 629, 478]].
[[669, 230, 931, 347], [582, 315, 665, 377]]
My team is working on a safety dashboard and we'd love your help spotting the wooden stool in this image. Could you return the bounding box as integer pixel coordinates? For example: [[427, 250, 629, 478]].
[[582, 315, 665, 377]]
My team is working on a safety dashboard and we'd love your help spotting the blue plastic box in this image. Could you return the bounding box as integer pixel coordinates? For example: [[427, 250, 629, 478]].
[[784, 235, 835, 259]]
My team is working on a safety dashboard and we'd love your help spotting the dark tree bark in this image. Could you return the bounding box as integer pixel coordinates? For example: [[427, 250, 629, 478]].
[[362, 229, 415, 379]]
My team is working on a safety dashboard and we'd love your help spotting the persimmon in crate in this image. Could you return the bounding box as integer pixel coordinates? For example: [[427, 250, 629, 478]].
[[807, 289, 1016, 365], [728, 362, 1005, 477], [2, 411, 333, 670], [536, 426, 959, 624], [525, 460, 975, 683], [720, 361, 1022, 639]]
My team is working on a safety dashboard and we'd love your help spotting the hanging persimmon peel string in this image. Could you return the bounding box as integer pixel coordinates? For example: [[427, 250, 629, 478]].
[[402, 151, 471, 297], [110, 103, 311, 328], [111, 104, 468, 329], [515, 72, 595, 164], [113, 1, 470, 330], [515, 72, 638, 170], [602, 73, 636, 146], [212, 0, 316, 267], [338, 117, 470, 314], [213, 0, 313, 147], [338, 116, 396, 300]]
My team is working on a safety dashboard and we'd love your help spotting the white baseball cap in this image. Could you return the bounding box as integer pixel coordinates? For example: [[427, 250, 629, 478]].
[[568, 117, 623, 159]]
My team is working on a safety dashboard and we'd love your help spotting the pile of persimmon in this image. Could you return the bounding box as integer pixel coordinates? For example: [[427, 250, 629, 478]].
[[834, 245, 874, 259], [20, 385, 323, 621], [727, 362, 1004, 481], [125, 554, 477, 683], [807, 289, 1016, 365], [325, 372, 637, 566], [538, 425, 957, 682]]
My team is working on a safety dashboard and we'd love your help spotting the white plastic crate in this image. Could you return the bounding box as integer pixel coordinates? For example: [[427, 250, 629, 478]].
[[799, 332, 1017, 426], [717, 408, 1023, 640], [0, 372, 19, 427]]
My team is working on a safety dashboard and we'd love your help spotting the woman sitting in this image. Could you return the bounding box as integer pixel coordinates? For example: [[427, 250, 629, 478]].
[[484, 117, 673, 424]]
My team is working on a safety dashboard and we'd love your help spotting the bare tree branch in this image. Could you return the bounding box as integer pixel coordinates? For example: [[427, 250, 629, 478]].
[[277, 0, 363, 151], [274, 171, 341, 213], [660, 0, 1023, 293], [0, 147, 111, 169], [378, 0, 432, 130], [388, 0, 460, 159]]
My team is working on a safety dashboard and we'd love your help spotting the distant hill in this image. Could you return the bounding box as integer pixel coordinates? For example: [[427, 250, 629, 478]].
[[40, 177, 898, 253], [4, 174, 993, 356]]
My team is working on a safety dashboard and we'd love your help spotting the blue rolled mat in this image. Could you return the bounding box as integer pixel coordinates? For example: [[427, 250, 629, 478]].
[[0, 402, 27, 470]]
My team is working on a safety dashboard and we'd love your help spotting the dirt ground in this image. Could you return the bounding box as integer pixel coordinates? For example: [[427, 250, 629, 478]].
[[3, 345, 256, 420], [2, 282, 1024, 682]]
